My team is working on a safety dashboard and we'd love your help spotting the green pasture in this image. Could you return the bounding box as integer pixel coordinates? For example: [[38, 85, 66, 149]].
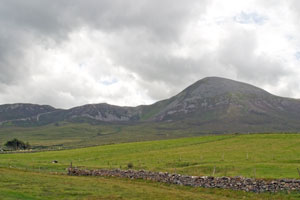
[[1, 168, 295, 200], [0, 122, 204, 150], [2, 133, 300, 199], [1, 133, 300, 179]]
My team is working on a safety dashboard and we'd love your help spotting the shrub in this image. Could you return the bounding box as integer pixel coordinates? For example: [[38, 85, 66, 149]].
[[127, 163, 133, 169], [4, 138, 30, 150]]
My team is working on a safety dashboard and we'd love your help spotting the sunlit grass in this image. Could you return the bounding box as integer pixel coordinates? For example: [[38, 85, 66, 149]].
[[0, 168, 298, 200], [2, 133, 300, 199], [2, 133, 300, 179]]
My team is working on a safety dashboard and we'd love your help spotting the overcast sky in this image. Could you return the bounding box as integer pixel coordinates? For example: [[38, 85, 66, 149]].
[[0, 0, 300, 108]]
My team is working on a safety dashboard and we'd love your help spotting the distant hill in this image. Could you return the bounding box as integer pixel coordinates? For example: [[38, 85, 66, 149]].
[[0, 103, 56, 125], [2, 77, 300, 133]]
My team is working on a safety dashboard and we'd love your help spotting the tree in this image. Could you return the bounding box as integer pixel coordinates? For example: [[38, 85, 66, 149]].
[[4, 138, 30, 150]]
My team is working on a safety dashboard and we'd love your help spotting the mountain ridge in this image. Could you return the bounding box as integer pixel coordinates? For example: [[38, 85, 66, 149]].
[[1, 77, 300, 133]]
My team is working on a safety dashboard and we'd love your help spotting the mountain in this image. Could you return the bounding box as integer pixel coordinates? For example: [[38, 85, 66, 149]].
[[141, 77, 300, 132], [1, 77, 300, 132], [37, 103, 141, 125], [0, 103, 56, 125], [143, 77, 300, 121]]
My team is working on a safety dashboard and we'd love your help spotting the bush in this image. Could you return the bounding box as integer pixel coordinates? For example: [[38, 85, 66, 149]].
[[127, 163, 133, 169], [4, 138, 30, 150]]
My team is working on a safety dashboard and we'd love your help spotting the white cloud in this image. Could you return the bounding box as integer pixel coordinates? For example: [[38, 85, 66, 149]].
[[0, 0, 300, 108]]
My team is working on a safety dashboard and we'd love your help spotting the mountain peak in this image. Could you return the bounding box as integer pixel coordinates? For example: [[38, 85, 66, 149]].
[[141, 77, 280, 122], [182, 76, 270, 99]]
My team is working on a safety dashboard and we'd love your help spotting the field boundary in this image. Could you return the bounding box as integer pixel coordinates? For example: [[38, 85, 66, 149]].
[[68, 167, 300, 193]]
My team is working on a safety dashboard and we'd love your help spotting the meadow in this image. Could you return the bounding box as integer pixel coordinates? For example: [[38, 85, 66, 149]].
[[0, 122, 204, 150], [1, 133, 300, 199], [1, 168, 293, 200]]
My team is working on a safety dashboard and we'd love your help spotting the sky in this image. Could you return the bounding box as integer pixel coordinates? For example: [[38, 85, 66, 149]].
[[0, 0, 300, 108]]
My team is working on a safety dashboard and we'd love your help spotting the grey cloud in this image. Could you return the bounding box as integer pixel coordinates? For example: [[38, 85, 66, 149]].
[[102, 25, 291, 101], [0, 0, 299, 107], [0, 0, 207, 84], [291, 0, 300, 16], [102, 30, 209, 100], [0, 0, 205, 40], [217, 30, 289, 85], [0, 28, 33, 85]]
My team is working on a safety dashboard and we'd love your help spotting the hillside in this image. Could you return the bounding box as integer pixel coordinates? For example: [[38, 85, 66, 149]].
[[142, 77, 300, 132], [1, 168, 287, 200], [3, 133, 300, 179], [1, 77, 300, 133], [0, 103, 57, 125], [1, 134, 300, 199]]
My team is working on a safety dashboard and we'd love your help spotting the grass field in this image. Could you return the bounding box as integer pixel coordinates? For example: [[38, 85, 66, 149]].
[[1, 168, 296, 200], [0, 122, 206, 150], [1, 133, 300, 199], [2, 133, 300, 178]]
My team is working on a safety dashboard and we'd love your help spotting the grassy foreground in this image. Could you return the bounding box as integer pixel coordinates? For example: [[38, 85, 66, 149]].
[[1, 133, 300, 178], [1, 168, 295, 200], [1, 133, 300, 199]]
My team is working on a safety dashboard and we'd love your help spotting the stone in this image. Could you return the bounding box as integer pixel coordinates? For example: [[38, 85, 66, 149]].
[[67, 168, 300, 193]]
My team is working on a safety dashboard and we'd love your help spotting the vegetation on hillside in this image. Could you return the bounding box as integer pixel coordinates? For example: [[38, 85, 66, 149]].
[[4, 138, 30, 150], [0, 122, 210, 150]]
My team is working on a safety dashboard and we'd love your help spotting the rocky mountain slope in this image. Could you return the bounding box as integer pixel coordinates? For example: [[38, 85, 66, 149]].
[[1, 77, 300, 132], [143, 77, 300, 121], [139, 77, 300, 132], [0, 103, 56, 125], [37, 103, 141, 125]]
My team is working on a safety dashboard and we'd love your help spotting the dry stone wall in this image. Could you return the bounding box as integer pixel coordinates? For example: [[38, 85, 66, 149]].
[[68, 168, 300, 193]]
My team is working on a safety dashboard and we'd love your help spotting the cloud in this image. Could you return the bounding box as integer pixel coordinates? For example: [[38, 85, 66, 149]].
[[0, 0, 300, 108], [217, 29, 289, 85], [0, 0, 206, 39]]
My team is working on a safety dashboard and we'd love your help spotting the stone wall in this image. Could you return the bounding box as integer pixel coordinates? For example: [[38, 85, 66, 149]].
[[68, 168, 300, 193]]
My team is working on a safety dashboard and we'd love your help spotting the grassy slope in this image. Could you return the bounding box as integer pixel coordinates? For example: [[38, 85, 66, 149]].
[[2, 134, 300, 199], [1, 168, 294, 200], [1, 134, 300, 179], [0, 122, 206, 150], [0, 119, 297, 151]]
